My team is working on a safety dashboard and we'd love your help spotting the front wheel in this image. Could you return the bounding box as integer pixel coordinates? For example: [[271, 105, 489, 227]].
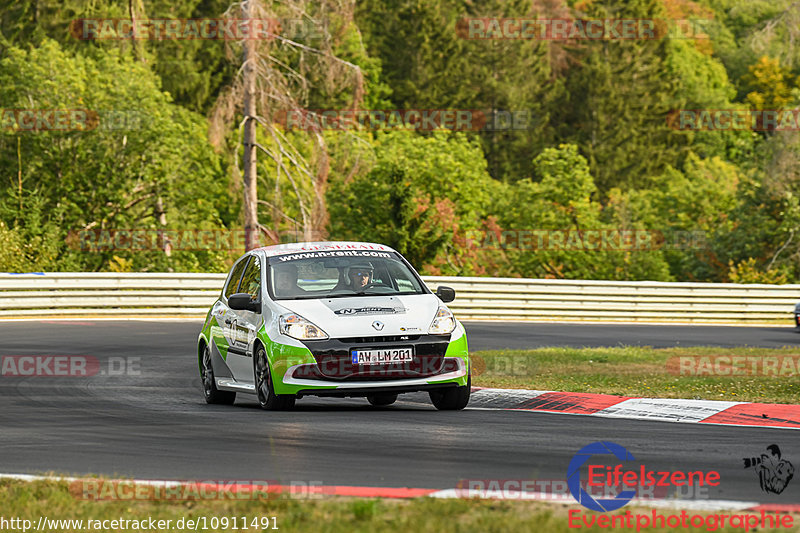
[[201, 344, 236, 405], [255, 345, 295, 411], [429, 374, 470, 411]]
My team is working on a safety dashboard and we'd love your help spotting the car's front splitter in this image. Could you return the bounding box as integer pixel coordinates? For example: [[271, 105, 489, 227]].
[[283, 357, 468, 397]]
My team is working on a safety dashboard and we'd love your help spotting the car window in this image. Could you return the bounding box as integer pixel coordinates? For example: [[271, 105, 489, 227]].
[[239, 255, 262, 299], [223, 256, 250, 299], [268, 251, 426, 300], [296, 263, 340, 292], [386, 261, 417, 291]]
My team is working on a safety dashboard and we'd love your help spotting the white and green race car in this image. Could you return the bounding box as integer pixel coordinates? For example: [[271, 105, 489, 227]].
[[197, 241, 470, 410]]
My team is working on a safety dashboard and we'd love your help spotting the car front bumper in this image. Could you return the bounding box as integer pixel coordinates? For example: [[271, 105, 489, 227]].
[[283, 356, 468, 397], [267, 325, 470, 396]]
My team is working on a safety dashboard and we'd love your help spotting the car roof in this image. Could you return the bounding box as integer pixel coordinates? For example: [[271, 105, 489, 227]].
[[251, 241, 398, 258]]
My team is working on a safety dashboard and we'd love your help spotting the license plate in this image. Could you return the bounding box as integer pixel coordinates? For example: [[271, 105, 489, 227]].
[[351, 348, 413, 365]]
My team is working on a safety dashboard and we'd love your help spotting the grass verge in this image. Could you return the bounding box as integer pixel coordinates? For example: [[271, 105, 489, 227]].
[[1, 479, 796, 533], [471, 346, 800, 403]]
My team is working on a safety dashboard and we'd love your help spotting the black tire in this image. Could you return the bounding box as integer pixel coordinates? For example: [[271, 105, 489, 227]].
[[429, 374, 470, 411], [367, 393, 398, 407], [201, 344, 236, 405], [255, 344, 295, 411]]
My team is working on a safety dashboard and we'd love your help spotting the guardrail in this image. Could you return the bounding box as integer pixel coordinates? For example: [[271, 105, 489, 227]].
[[1, 273, 799, 323]]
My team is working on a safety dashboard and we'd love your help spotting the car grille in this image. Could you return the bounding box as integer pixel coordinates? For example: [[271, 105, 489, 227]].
[[338, 335, 421, 344], [300, 334, 451, 381], [291, 357, 461, 381]]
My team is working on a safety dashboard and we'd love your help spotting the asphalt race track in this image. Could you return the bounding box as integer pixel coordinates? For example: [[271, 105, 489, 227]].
[[464, 322, 800, 350], [0, 320, 797, 505]]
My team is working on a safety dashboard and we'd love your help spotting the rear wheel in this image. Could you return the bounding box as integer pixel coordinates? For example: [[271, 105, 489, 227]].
[[201, 344, 236, 405], [367, 393, 398, 407], [429, 374, 470, 411], [255, 344, 295, 410]]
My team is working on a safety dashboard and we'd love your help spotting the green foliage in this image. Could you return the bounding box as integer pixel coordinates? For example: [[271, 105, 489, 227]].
[[551, 0, 685, 192], [728, 257, 790, 284], [0, 221, 31, 272], [328, 130, 496, 274], [742, 56, 799, 110], [493, 144, 673, 280], [355, 0, 555, 182], [609, 153, 742, 281], [0, 0, 236, 114], [0, 0, 798, 283], [0, 38, 233, 272], [700, 0, 798, 86]]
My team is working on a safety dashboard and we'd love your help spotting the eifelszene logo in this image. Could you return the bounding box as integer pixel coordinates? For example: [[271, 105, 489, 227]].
[[567, 441, 720, 512], [568, 441, 637, 512], [743, 444, 794, 495]]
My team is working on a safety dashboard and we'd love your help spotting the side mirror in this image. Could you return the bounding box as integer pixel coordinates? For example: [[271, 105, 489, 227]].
[[435, 286, 456, 303], [228, 293, 261, 313]]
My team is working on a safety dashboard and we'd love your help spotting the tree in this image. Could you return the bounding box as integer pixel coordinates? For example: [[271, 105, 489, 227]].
[[355, 0, 555, 182], [742, 56, 798, 111], [609, 153, 742, 281], [550, 0, 687, 192], [209, 0, 366, 249], [494, 144, 673, 280], [327, 130, 497, 274], [0, 39, 229, 272]]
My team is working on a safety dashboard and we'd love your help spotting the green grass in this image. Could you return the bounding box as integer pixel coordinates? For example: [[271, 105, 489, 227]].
[[471, 346, 800, 403], [1, 479, 795, 532]]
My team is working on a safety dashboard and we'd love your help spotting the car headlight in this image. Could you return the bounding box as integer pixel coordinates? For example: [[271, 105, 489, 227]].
[[429, 306, 456, 335], [279, 314, 329, 340]]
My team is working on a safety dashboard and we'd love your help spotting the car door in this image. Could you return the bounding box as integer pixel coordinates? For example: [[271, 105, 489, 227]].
[[225, 254, 263, 385], [211, 255, 250, 365]]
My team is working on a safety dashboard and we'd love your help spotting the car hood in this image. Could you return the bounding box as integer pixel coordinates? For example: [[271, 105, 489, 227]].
[[275, 294, 442, 337]]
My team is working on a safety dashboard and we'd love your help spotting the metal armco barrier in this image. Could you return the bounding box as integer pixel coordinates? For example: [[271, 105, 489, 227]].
[[1, 273, 799, 323]]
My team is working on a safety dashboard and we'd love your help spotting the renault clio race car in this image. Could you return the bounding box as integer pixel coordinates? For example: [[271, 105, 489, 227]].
[[197, 242, 470, 410]]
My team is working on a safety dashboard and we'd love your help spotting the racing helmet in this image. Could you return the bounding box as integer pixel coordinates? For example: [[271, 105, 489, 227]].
[[347, 262, 374, 289]]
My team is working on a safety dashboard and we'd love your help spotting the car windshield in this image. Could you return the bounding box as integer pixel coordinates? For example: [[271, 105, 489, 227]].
[[267, 251, 426, 300]]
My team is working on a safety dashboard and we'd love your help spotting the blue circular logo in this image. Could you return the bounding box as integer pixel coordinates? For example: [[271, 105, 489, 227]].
[[567, 441, 637, 512]]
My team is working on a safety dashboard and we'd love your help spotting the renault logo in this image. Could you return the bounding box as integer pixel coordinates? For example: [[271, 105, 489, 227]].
[[372, 320, 384, 331]]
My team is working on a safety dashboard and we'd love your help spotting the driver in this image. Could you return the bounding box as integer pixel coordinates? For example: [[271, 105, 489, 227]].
[[347, 263, 374, 291], [272, 263, 307, 298]]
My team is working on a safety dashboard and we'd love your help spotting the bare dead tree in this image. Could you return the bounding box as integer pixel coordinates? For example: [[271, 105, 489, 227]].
[[210, 0, 364, 250], [747, 1, 800, 69], [241, 0, 259, 251], [128, 0, 146, 63]]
